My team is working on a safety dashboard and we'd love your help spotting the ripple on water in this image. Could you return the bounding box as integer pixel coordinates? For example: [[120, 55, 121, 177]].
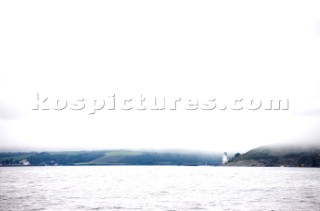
[[0, 166, 319, 210]]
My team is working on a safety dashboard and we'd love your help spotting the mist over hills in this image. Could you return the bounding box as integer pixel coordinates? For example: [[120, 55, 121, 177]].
[[227, 143, 320, 167], [0, 150, 222, 166], [1, 142, 320, 167]]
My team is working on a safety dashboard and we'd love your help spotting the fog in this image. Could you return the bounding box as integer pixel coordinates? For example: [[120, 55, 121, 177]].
[[0, 0, 320, 152]]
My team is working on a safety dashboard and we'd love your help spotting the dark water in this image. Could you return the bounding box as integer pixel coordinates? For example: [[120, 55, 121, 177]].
[[0, 166, 319, 210]]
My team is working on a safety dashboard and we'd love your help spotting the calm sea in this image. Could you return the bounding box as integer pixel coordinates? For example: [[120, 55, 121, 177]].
[[0, 166, 319, 210]]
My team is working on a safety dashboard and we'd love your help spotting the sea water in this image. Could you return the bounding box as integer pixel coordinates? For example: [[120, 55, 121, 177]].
[[0, 166, 319, 210]]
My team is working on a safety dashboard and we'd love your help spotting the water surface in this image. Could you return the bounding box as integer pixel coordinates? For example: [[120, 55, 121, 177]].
[[0, 166, 319, 210]]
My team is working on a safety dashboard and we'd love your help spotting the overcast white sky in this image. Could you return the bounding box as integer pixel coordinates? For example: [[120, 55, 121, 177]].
[[0, 0, 320, 152]]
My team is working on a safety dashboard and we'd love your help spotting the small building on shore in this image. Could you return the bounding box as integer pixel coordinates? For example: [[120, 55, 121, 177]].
[[20, 159, 30, 166]]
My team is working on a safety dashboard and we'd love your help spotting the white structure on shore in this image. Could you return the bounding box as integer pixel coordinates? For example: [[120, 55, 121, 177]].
[[20, 159, 30, 166], [222, 152, 229, 165]]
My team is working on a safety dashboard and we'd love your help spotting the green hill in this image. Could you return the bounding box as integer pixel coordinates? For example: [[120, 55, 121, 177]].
[[227, 144, 320, 167], [0, 150, 222, 166]]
